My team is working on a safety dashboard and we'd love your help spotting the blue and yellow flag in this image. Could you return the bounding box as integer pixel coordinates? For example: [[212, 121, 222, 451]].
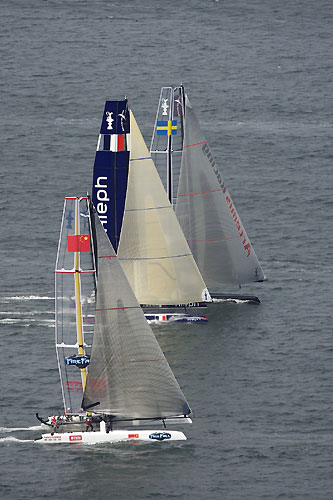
[[156, 120, 177, 136]]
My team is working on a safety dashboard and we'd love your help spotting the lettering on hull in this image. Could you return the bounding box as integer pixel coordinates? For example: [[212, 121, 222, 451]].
[[69, 435, 83, 442], [149, 432, 171, 441], [43, 435, 62, 442]]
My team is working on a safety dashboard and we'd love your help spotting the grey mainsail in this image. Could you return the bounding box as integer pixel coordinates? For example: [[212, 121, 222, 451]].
[[176, 96, 265, 289], [82, 205, 191, 419], [151, 87, 265, 291]]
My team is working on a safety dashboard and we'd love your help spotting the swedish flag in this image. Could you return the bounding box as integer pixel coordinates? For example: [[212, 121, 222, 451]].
[[156, 120, 177, 136]]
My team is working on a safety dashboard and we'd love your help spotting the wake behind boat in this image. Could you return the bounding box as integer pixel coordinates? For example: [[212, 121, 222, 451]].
[[150, 86, 266, 304], [37, 196, 192, 444]]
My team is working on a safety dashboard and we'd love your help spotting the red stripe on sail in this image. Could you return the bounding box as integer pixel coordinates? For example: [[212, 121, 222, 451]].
[[183, 141, 207, 148]]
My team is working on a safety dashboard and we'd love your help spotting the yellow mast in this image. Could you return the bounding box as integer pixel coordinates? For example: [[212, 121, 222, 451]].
[[74, 197, 87, 390]]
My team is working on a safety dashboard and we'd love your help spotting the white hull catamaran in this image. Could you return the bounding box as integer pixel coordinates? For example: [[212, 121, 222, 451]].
[[91, 100, 210, 323], [150, 86, 266, 304], [37, 196, 192, 444]]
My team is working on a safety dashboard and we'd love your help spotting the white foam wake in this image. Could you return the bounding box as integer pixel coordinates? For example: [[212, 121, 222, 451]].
[[0, 296, 54, 301], [0, 436, 36, 443], [0, 425, 44, 433], [0, 311, 54, 316]]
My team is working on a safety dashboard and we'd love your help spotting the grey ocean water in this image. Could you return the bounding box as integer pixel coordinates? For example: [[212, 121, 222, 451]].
[[1, 0, 332, 498]]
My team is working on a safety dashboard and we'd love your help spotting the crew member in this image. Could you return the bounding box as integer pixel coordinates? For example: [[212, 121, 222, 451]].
[[85, 415, 93, 432], [50, 416, 57, 435]]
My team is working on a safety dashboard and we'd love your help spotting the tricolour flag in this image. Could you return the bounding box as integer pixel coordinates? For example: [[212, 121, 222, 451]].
[[67, 234, 91, 252], [156, 120, 177, 136], [101, 133, 127, 152], [111, 134, 126, 151]]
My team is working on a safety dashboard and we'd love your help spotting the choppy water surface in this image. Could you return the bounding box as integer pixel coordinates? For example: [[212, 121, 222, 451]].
[[0, 1, 332, 499]]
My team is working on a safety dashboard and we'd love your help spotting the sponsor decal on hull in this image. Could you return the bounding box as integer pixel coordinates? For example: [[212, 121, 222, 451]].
[[149, 432, 171, 441], [69, 435, 83, 442], [43, 435, 62, 442]]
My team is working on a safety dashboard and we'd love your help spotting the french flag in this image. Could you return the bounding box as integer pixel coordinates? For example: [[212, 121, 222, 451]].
[[111, 134, 126, 151], [100, 133, 129, 152]]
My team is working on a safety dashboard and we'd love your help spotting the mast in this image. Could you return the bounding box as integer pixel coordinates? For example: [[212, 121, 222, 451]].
[[55, 196, 95, 413], [166, 89, 173, 204], [74, 197, 87, 390], [167, 131, 172, 204]]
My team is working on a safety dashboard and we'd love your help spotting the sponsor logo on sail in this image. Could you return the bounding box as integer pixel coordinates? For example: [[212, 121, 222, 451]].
[[66, 380, 83, 393], [94, 176, 109, 231], [66, 210, 73, 229], [161, 98, 169, 116], [106, 111, 114, 130], [118, 109, 127, 131], [202, 143, 251, 257], [65, 355, 90, 369], [149, 432, 171, 441]]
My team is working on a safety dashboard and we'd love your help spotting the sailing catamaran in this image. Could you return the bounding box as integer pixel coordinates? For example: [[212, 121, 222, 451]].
[[37, 196, 191, 443], [150, 86, 266, 303], [91, 100, 211, 322]]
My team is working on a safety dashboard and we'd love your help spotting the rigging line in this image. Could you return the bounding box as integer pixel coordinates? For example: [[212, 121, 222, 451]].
[[95, 358, 165, 364], [125, 205, 171, 212], [178, 188, 224, 197], [119, 253, 191, 261]]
